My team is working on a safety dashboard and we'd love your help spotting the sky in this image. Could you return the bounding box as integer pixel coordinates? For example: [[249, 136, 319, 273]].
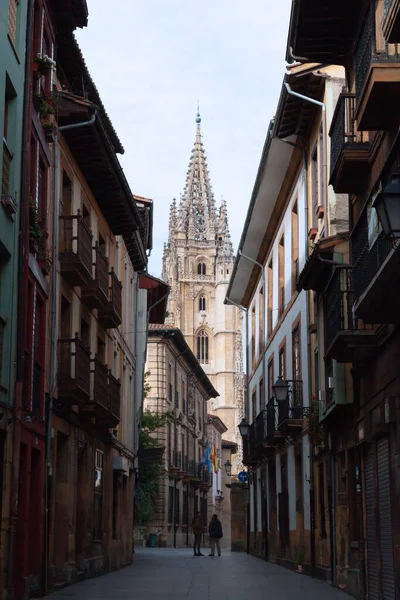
[[76, 0, 292, 278]]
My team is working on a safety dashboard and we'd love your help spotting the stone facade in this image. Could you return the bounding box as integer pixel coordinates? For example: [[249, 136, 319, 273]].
[[145, 326, 219, 548], [161, 112, 244, 474]]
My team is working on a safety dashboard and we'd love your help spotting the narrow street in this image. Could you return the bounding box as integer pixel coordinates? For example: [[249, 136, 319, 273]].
[[51, 550, 346, 600]]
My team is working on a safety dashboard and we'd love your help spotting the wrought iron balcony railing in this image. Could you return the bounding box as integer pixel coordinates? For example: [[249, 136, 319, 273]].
[[278, 381, 306, 424], [351, 211, 392, 303], [59, 212, 93, 287], [330, 93, 370, 182], [355, 6, 400, 102], [58, 335, 91, 403], [325, 267, 365, 350]]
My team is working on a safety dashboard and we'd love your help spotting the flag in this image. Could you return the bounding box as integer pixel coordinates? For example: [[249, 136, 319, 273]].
[[210, 443, 215, 462], [213, 444, 219, 473], [200, 442, 211, 472]]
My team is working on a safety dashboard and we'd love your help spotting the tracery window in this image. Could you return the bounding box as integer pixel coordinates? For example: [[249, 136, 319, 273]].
[[197, 262, 206, 276], [196, 330, 209, 364]]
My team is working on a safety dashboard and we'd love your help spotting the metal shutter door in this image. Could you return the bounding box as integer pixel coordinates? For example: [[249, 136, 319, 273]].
[[377, 438, 396, 600], [365, 448, 379, 600]]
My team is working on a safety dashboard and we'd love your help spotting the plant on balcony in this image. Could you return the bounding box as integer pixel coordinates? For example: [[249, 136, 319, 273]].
[[34, 92, 54, 122], [307, 396, 325, 445], [43, 121, 57, 142], [29, 197, 43, 253], [296, 545, 305, 573], [33, 53, 56, 77]]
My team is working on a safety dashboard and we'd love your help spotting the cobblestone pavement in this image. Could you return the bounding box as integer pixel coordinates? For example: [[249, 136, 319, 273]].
[[51, 548, 347, 600]]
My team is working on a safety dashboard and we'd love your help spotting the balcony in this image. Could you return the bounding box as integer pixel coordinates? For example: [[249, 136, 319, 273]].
[[278, 381, 308, 433], [352, 211, 397, 322], [325, 266, 377, 362], [59, 213, 93, 288], [199, 465, 212, 491], [254, 409, 279, 457], [81, 243, 110, 310], [87, 358, 121, 427], [242, 426, 258, 466], [383, 0, 400, 43], [169, 450, 183, 474], [329, 93, 371, 193], [355, 7, 400, 130], [98, 269, 123, 329], [58, 335, 91, 405]]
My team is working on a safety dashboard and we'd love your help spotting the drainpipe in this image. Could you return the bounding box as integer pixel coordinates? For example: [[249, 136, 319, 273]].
[[44, 111, 96, 594]]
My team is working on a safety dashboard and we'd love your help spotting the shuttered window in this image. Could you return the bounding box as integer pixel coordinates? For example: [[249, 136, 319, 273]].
[[8, 0, 18, 46]]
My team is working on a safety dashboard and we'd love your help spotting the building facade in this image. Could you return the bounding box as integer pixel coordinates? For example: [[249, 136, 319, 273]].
[[0, 1, 28, 598], [290, 0, 400, 597], [162, 112, 244, 473], [145, 326, 219, 548], [227, 63, 347, 578]]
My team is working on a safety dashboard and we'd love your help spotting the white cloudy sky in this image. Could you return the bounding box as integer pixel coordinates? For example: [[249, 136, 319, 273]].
[[76, 1, 292, 278]]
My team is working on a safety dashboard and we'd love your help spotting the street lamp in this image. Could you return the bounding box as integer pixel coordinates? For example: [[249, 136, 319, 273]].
[[238, 417, 249, 437], [272, 375, 289, 403], [224, 459, 232, 477], [373, 177, 400, 241]]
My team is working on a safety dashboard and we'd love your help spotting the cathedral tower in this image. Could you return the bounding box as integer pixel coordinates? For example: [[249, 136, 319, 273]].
[[162, 110, 244, 471]]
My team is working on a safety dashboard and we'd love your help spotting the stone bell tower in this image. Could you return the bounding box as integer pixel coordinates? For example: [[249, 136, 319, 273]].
[[162, 109, 244, 471]]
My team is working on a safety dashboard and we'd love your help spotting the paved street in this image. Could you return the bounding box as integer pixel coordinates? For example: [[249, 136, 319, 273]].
[[51, 549, 347, 600]]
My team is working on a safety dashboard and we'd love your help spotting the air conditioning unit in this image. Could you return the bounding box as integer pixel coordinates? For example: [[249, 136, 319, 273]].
[[113, 456, 129, 475]]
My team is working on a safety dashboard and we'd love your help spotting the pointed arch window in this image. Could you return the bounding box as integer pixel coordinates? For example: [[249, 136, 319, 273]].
[[197, 262, 206, 276], [196, 330, 209, 364], [199, 295, 206, 312]]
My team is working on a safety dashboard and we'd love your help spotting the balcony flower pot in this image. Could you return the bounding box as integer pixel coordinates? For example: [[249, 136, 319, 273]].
[[296, 546, 304, 573], [34, 54, 56, 77]]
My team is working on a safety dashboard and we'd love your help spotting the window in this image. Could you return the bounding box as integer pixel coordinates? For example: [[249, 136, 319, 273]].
[[292, 324, 301, 381], [168, 364, 172, 402], [268, 358, 274, 400], [199, 295, 206, 311], [167, 423, 172, 464], [197, 262, 206, 276], [196, 330, 209, 364], [258, 287, 264, 354], [251, 389, 257, 422], [259, 379, 264, 411], [311, 144, 319, 229], [251, 304, 256, 367], [279, 344, 286, 380], [292, 202, 299, 294], [181, 380, 186, 414], [2, 79, 16, 197], [175, 389, 179, 409], [278, 236, 284, 318], [8, 0, 18, 45], [267, 260, 273, 336], [94, 450, 104, 540]]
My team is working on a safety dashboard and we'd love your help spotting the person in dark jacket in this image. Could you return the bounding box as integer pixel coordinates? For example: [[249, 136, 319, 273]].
[[208, 514, 223, 556], [191, 511, 204, 556]]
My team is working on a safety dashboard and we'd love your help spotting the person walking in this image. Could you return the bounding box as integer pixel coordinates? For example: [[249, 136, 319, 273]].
[[208, 514, 223, 556], [191, 511, 204, 556]]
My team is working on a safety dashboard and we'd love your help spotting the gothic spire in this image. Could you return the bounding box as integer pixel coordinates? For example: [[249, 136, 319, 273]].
[[217, 197, 234, 262], [178, 108, 217, 242]]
